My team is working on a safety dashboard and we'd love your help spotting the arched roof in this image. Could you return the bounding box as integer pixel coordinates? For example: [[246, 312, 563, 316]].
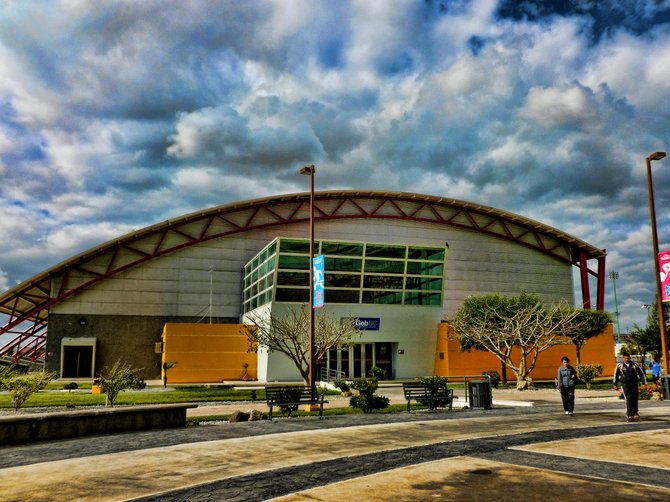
[[0, 190, 606, 362]]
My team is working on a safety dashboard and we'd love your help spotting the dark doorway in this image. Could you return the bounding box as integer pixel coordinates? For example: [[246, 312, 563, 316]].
[[374, 342, 393, 379], [62, 345, 94, 378]]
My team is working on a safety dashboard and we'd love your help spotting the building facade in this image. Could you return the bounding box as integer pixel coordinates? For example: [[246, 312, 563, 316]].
[[0, 191, 608, 381]]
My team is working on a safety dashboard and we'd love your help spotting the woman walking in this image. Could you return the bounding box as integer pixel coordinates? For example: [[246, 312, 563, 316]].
[[557, 356, 577, 416]]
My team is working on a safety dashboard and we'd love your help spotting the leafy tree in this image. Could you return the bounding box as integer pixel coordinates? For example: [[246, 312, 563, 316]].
[[452, 292, 582, 390], [627, 324, 659, 368], [99, 359, 142, 407], [567, 310, 611, 364], [1, 369, 55, 411], [242, 306, 360, 384]]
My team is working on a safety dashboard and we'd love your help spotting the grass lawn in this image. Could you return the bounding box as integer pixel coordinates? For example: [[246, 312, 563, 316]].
[[0, 385, 264, 409]]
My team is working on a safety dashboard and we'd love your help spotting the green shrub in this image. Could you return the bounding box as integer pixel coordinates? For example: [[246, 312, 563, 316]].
[[349, 366, 389, 413], [417, 376, 450, 410], [99, 360, 142, 407], [63, 382, 79, 391], [349, 394, 390, 413], [5, 370, 55, 411], [482, 370, 500, 388], [275, 387, 304, 416], [576, 363, 604, 390], [333, 379, 350, 392]]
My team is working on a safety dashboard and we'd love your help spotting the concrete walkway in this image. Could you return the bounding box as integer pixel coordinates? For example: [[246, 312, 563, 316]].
[[0, 394, 668, 501]]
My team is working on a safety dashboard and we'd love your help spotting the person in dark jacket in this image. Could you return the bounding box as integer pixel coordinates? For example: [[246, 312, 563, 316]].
[[613, 352, 646, 421], [556, 356, 577, 416]]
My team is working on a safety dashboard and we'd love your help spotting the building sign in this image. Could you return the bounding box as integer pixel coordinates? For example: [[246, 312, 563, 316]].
[[313, 255, 325, 308], [660, 250, 670, 302], [342, 317, 381, 331]]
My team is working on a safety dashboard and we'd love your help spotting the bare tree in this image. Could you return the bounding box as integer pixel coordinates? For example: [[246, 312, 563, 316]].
[[241, 306, 360, 384], [452, 292, 582, 389]]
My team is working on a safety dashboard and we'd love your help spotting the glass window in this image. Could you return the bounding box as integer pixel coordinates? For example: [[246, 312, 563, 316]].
[[406, 261, 444, 276], [363, 275, 404, 289], [362, 290, 403, 304], [364, 260, 404, 273], [276, 271, 310, 286], [407, 247, 445, 261], [322, 241, 363, 256], [278, 255, 310, 270], [365, 244, 406, 259], [325, 290, 360, 304], [404, 277, 443, 291], [325, 273, 361, 288], [279, 239, 310, 253], [275, 288, 309, 302], [325, 257, 362, 272], [403, 292, 442, 305], [267, 241, 277, 255]]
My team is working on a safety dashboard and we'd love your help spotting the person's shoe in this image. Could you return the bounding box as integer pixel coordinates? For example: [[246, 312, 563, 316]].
[[569, 412, 574, 416], [633, 413, 640, 420], [565, 411, 570, 415]]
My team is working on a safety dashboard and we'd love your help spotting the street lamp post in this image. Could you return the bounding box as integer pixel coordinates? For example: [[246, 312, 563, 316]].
[[645, 151, 669, 375], [299, 164, 316, 388], [608, 271, 621, 345]]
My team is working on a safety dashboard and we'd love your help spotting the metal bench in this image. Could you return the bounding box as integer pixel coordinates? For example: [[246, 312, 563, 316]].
[[402, 382, 454, 412], [265, 385, 329, 420]]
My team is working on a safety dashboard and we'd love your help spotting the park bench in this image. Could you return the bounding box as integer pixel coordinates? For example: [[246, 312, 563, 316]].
[[265, 385, 329, 420], [402, 382, 454, 413]]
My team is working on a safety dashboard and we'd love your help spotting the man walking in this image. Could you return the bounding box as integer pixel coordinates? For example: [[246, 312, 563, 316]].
[[613, 352, 646, 421]]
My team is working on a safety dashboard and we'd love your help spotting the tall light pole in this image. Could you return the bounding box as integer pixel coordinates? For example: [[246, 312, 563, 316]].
[[609, 271, 621, 344], [646, 151, 669, 375], [299, 164, 316, 388]]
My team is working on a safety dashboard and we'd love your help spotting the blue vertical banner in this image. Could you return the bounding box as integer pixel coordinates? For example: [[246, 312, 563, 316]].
[[313, 254, 325, 308]]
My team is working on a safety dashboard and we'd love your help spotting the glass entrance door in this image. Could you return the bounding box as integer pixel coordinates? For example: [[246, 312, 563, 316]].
[[325, 342, 393, 380]]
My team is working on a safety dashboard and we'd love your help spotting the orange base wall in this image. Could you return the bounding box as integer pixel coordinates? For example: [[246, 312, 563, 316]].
[[434, 323, 616, 380], [162, 323, 257, 383]]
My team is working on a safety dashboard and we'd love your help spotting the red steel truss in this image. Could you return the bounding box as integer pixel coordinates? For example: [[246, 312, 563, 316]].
[[0, 191, 606, 363]]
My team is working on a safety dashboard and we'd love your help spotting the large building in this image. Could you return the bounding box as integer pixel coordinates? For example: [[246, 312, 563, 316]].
[[0, 191, 608, 382]]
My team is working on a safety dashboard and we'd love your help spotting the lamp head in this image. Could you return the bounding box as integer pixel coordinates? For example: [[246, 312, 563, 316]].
[[648, 151, 667, 161]]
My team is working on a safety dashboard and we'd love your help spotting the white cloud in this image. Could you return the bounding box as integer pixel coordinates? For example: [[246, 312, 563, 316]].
[[520, 85, 598, 128]]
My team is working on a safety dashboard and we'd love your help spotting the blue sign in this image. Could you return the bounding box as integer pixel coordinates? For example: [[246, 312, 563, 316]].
[[342, 317, 381, 331], [313, 255, 325, 308]]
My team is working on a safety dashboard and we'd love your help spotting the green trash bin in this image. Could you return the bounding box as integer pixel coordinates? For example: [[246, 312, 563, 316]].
[[468, 380, 492, 409]]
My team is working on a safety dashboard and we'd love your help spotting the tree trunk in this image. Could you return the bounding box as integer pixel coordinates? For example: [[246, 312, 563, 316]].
[[500, 360, 508, 385], [575, 344, 582, 365]]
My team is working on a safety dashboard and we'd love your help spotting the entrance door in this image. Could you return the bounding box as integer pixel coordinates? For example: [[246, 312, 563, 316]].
[[62, 345, 94, 378], [375, 342, 393, 379]]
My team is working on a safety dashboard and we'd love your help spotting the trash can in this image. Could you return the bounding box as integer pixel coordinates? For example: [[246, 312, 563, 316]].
[[468, 380, 492, 409], [661, 375, 670, 400]]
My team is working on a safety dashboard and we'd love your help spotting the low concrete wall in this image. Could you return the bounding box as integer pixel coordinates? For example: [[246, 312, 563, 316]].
[[0, 403, 197, 445]]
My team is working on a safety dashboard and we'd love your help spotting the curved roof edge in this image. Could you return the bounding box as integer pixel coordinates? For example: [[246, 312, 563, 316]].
[[0, 190, 605, 323]]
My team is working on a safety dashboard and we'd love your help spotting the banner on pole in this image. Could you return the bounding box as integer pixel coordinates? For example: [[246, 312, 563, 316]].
[[659, 250, 670, 302], [313, 255, 325, 308]]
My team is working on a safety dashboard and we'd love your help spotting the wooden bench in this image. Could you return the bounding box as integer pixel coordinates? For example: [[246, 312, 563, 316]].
[[402, 382, 454, 412], [265, 386, 329, 420]]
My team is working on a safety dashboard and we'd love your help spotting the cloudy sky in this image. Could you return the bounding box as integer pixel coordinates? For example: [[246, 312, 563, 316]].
[[1, 0, 669, 333]]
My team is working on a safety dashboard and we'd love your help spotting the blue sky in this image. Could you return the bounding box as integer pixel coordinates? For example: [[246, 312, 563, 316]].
[[0, 0, 669, 332]]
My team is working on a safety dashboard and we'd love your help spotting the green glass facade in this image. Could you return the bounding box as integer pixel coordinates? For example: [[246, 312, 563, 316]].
[[242, 238, 447, 314]]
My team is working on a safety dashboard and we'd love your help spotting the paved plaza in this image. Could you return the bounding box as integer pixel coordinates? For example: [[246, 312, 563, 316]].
[[0, 389, 669, 501]]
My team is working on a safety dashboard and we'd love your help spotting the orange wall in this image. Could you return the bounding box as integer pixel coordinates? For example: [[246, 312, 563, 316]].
[[434, 322, 616, 380], [162, 323, 257, 383]]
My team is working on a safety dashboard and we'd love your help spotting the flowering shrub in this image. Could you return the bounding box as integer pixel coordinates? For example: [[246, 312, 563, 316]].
[[639, 383, 663, 400]]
